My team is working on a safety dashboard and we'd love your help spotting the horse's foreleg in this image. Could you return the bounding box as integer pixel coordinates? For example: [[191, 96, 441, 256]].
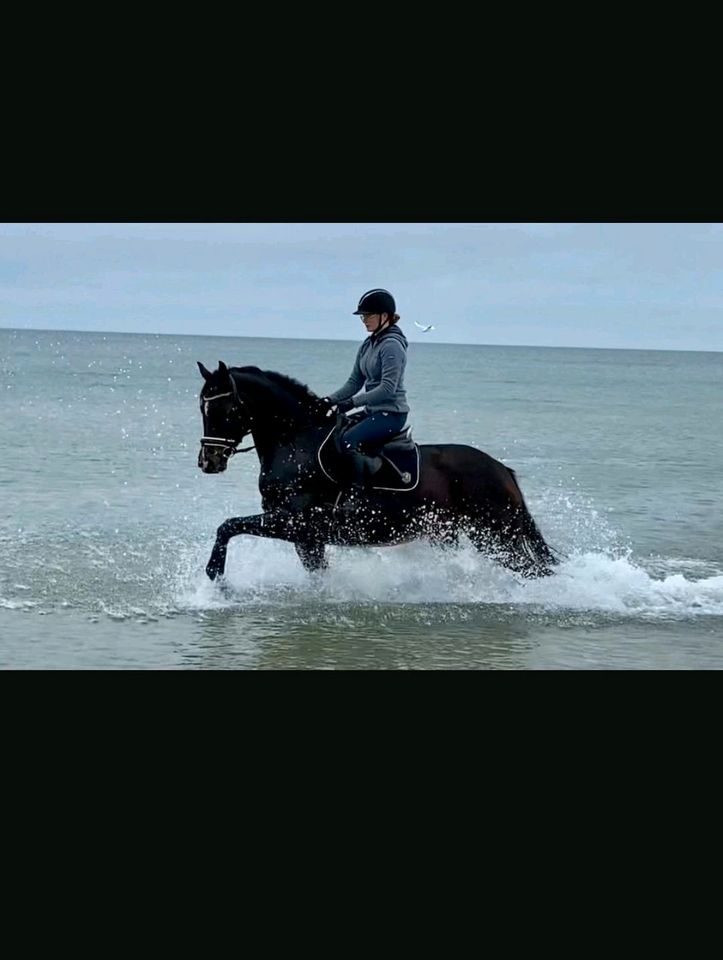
[[206, 511, 311, 580], [294, 541, 328, 572]]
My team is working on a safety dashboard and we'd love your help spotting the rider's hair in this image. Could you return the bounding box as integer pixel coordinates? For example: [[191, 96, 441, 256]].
[[387, 313, 401, 326]]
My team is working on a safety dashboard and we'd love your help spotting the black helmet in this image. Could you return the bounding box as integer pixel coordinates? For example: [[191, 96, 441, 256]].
[[353, 288, 396, 316]]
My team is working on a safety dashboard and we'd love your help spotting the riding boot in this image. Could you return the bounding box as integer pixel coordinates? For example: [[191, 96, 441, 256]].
[[336, 450, 381, 515]]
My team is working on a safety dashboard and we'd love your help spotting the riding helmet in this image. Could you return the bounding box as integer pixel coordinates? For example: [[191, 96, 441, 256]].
[[353, 288, 396, 316]]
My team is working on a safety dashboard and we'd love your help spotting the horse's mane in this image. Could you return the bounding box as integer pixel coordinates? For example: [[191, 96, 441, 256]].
[[230, 366, 319, 423]]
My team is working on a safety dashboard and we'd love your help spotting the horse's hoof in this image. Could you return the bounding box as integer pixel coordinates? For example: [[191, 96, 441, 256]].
[[218, 578, 234, 598]]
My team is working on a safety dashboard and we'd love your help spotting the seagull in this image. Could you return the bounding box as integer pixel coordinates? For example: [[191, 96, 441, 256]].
[[414, 321, 435, 332]]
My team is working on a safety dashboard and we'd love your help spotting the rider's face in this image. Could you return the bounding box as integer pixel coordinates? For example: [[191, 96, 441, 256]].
[[361, 312, 386, 333]]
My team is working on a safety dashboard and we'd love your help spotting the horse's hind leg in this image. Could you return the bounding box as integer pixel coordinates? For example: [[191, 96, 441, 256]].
[[467, 522, 507, 565], [294, 541, 328, 572], [468, 518, 551, 578]]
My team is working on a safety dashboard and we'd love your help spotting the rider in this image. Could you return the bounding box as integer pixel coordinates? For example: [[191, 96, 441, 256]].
[[319, 288, 409, 509]]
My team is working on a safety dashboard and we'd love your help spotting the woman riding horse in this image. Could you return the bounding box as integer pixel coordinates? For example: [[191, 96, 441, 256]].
[[197, 360, 558, 581], [318, 289, 409, 513]]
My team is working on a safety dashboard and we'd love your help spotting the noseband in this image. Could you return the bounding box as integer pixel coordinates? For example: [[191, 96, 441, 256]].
[[200, 390, 256, 456]]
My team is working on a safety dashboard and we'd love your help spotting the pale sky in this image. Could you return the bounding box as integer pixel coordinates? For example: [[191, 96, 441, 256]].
[[1, 222, 722, 351]]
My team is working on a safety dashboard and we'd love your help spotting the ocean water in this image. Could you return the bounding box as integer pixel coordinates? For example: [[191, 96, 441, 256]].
[[1, 328, 722, 669]]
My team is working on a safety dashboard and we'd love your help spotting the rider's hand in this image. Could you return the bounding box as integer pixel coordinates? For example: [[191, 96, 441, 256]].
[[314, 397, 333, 416], [336, 397, 356, 414]]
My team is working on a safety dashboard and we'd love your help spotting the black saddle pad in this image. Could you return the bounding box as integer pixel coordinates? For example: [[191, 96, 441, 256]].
[[318, 425, 420, 492]]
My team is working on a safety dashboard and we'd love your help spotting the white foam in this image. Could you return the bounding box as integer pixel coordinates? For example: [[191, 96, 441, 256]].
[[171, 536, 723, 620], [1, 598, 37, 610]]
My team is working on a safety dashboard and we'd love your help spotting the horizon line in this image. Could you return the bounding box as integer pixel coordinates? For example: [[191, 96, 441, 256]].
[[0, 324, 721, 356]]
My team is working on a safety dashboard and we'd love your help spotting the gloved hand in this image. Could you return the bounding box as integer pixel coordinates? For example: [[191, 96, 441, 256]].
[[336, 397, 356, 414], [315, 397, 336, 419]]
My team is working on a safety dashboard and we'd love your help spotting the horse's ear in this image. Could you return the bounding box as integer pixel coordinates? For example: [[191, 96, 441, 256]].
[[197, 361, 213, 382], [218, 360, 229, 378]]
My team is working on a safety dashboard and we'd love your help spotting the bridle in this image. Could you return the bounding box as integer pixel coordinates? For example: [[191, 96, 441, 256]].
[[199, 389, 256, 457]]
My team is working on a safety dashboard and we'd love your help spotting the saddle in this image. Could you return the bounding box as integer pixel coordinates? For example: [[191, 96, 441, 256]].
[[317, 419, 420, 492]]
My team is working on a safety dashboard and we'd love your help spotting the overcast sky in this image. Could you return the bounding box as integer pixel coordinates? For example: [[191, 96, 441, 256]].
[[1, 222, 722, 351]]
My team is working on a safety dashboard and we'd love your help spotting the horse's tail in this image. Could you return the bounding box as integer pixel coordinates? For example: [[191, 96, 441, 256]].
[[507, 467, 560, 573]]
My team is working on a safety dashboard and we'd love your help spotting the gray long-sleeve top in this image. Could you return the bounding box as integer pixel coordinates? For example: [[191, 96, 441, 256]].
[[327, 326, 409, 414]]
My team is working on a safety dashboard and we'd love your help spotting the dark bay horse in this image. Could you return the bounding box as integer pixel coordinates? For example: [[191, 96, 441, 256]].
[[197, 361, 558, 580]]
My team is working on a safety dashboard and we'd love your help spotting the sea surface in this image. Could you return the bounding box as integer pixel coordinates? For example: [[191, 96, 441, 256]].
[[2, 328, 722, 669]]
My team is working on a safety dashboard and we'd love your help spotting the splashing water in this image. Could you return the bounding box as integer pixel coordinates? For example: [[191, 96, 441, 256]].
[[169, 507, 723, 624]]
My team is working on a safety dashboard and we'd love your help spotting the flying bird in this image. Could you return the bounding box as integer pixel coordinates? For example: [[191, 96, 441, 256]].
[[414, 321, 435, 332]]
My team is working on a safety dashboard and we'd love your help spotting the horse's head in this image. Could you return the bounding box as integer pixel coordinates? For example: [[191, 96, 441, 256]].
[[197, 361, 253, 473]]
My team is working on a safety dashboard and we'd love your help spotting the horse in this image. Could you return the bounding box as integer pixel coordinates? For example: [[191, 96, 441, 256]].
[[196, 361, 558, 581]]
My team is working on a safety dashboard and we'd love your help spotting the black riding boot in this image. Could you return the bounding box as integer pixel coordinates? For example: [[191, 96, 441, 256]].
[[336, 450, 381, 515]]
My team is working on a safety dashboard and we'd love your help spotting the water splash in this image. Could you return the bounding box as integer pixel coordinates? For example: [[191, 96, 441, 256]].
[[3, 500, 723, 625], [172, 535, 723, 621]]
